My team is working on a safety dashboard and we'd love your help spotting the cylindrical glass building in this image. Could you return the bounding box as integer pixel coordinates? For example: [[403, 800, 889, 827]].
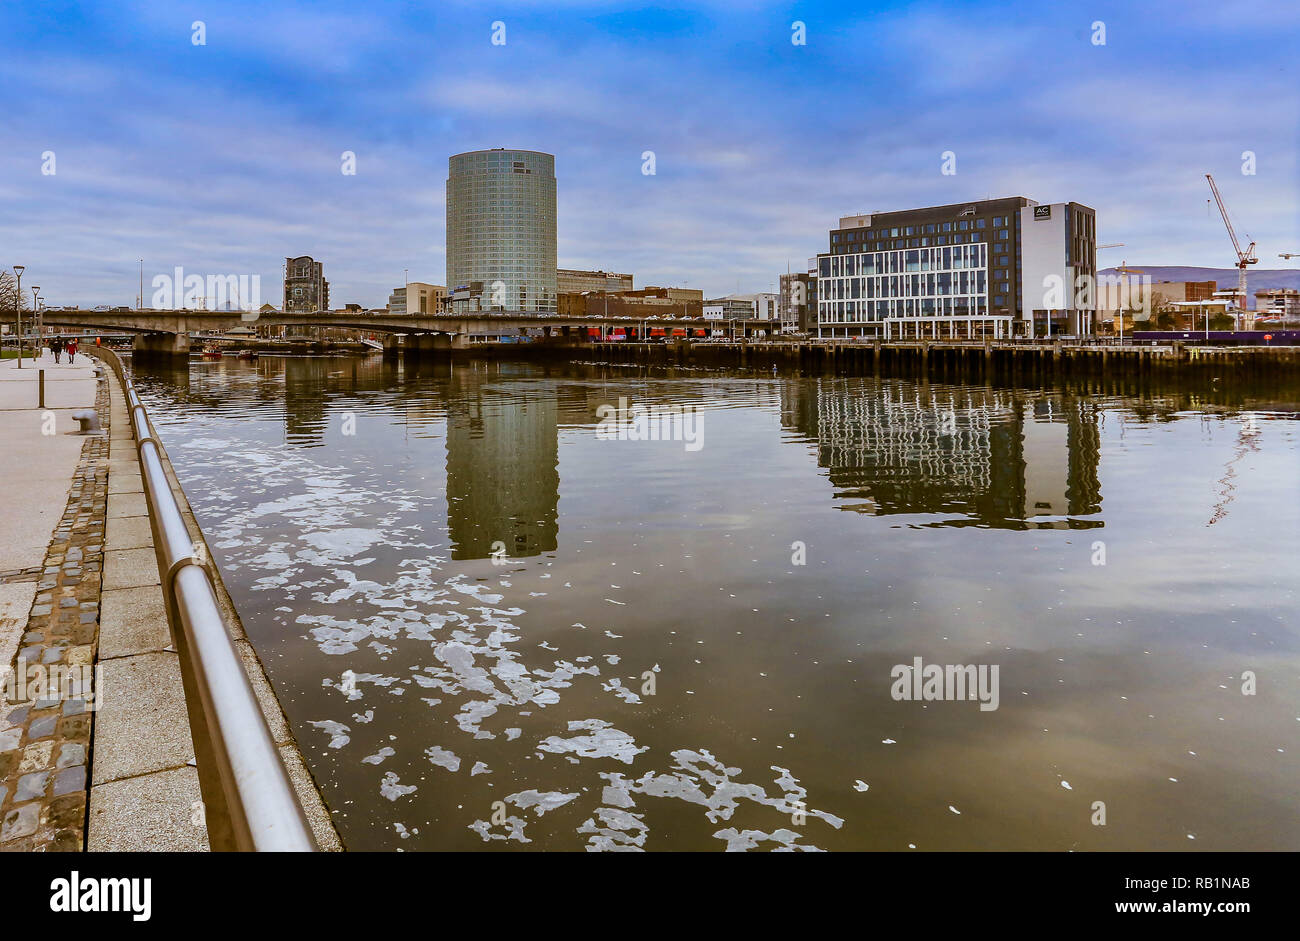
[[446, 149, 557, 313]]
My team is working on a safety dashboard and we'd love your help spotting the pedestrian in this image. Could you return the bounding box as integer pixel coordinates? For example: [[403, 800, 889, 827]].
[[51, 336, 63, 363], [67, 337, 78, 364]]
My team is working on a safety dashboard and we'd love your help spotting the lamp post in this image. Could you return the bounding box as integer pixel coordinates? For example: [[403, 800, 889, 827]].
[[13, 265, 24, 368], [31, 287, 40, 359]]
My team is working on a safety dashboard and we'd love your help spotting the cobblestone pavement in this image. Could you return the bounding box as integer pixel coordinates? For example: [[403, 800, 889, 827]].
[[0, 376, 108, 851]]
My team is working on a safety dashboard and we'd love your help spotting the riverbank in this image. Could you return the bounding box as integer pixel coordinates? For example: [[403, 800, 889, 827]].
[[0, 352, 104, 849], [0, 351, 340, 851]]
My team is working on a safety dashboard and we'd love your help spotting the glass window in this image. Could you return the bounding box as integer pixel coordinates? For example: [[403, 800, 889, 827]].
[[942, 222, 952, 232], [958, 220, 969, 231], [976, 219, 986, 228]]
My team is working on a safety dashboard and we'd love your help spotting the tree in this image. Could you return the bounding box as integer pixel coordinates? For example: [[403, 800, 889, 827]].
[[0, 269, 31, 317], [1209, 313, 1234, 331]]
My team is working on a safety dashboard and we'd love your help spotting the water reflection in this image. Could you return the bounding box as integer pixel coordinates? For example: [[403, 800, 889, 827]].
[[126, 355, 1300, 852], [781, 381, 1102, 528]]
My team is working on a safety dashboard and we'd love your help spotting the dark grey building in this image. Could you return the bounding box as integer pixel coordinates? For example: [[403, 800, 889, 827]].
[[816, 197, 1096, 339]]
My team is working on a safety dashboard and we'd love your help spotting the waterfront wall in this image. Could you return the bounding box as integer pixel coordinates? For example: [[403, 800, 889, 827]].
[[552, 339, 1300, 381]]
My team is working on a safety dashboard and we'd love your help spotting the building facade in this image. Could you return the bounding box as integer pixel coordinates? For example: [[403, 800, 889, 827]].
[[283, 256, 329, 312], [446, 149, 558, 313], [1255, 288, 1300, 320], [780, 268, 818, 333], [388, 282, 446, 315], [557, 290, 702, 319], [816, 198, 1096, 339], [557, 269, 634, 294]]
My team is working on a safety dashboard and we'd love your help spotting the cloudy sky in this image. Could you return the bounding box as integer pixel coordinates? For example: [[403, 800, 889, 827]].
[[1, 0, 1296, 307]]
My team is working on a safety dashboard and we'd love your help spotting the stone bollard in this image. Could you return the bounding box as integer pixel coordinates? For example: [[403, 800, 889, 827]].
[[70, 409, 103, 434]]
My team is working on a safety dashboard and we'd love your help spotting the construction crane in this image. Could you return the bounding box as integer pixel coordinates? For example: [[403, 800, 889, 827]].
[[1205, 173, 1257, 327], [1097, 242, 1124, 250]]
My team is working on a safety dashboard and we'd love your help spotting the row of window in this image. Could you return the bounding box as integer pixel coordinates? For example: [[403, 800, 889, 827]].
[[841, 215, 1012, 241], [830, 231, 1012, 253], [818, 296, 991, 323], [820, 244, 988, 278], [822, 269, 988, 301]]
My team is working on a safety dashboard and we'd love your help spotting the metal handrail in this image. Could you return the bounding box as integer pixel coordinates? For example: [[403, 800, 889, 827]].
[[98, 348, 317, 851]]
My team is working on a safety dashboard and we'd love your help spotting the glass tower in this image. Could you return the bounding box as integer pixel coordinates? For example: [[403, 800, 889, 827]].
[[446, 149, 558, 313]]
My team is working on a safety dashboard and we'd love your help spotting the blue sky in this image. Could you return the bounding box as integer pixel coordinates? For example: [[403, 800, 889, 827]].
[[1, 0, 1297, 307]]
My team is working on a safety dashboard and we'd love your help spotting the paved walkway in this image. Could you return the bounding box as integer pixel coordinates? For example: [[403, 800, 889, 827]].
[[2, 351, 340, 851], [0, 353, 103, 849]]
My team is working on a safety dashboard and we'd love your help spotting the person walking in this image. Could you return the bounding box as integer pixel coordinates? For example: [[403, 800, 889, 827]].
[[66, 337, 78, 364], [51, 336, 63, 363]]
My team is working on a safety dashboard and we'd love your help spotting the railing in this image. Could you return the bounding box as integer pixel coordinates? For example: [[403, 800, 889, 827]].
[[92, 347, 317, 852]]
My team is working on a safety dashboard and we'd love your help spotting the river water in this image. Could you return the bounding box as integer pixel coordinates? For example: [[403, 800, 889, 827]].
[[130, 354, 1299, 851]]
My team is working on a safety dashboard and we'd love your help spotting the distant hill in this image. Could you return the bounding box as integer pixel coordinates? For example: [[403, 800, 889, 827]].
[[1097, 266, 1300, 309]]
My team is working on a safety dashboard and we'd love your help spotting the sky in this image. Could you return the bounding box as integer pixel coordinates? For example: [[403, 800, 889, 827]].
[[0, 0, 1297, 308]]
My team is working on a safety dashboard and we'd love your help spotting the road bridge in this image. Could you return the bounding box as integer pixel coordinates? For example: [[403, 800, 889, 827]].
[[40, 309, 775, 357]]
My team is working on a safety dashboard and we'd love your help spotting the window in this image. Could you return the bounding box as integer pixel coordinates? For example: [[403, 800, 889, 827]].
[[924, 224, 935, 234], [993, 216, 1004, 226], [999, 255, 1010, 266], [976, 219, 986, 228], [998, 230, 1009, 240], [958, 220, 969, 231], [904, 226, 914, 236], [942, 222, 952, 232]]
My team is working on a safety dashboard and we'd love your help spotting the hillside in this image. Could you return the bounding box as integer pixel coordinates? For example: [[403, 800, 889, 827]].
[[1097, 266, 1300, 309]]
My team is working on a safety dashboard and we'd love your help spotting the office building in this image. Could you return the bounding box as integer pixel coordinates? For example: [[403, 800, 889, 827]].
[[780, 266, 818, 333], [557, 269, 634, 294], [816, 197, 1096, 339], [284, 256, 329, 312], [446, 149, 558, 313], [388, 282, 446, 315], [1256, 288, 1300, 320]]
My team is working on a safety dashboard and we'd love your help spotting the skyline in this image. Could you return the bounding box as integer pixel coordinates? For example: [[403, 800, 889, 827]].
[[1, 0, 1298, 308]]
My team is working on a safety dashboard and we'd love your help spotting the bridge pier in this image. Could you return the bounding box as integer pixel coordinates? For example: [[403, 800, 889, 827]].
[[133, 332, 191, 360]]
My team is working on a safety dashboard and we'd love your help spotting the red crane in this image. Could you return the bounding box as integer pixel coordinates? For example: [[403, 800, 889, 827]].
[[1205, 173, 1257, 327]]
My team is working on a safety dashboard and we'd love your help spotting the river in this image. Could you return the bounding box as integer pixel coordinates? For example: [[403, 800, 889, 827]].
[[130, 354, 1299, 851]]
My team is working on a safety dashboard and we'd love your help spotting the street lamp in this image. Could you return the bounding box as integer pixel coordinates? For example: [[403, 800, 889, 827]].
[[31, 287, 40, 359], [13, 265, 24, 368]]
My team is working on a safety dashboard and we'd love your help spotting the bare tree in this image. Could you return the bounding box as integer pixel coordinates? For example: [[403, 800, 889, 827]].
[[0, 269, 31, 316]]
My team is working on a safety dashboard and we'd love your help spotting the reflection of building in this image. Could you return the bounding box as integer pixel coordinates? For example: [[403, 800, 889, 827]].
[[446, 149, 557, 313], [445, 372, 559, 559], [780, 380, 1101, 528]]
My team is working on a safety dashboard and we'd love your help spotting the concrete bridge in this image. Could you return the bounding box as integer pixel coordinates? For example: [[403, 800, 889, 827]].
[[41, 309, 767, 357]]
